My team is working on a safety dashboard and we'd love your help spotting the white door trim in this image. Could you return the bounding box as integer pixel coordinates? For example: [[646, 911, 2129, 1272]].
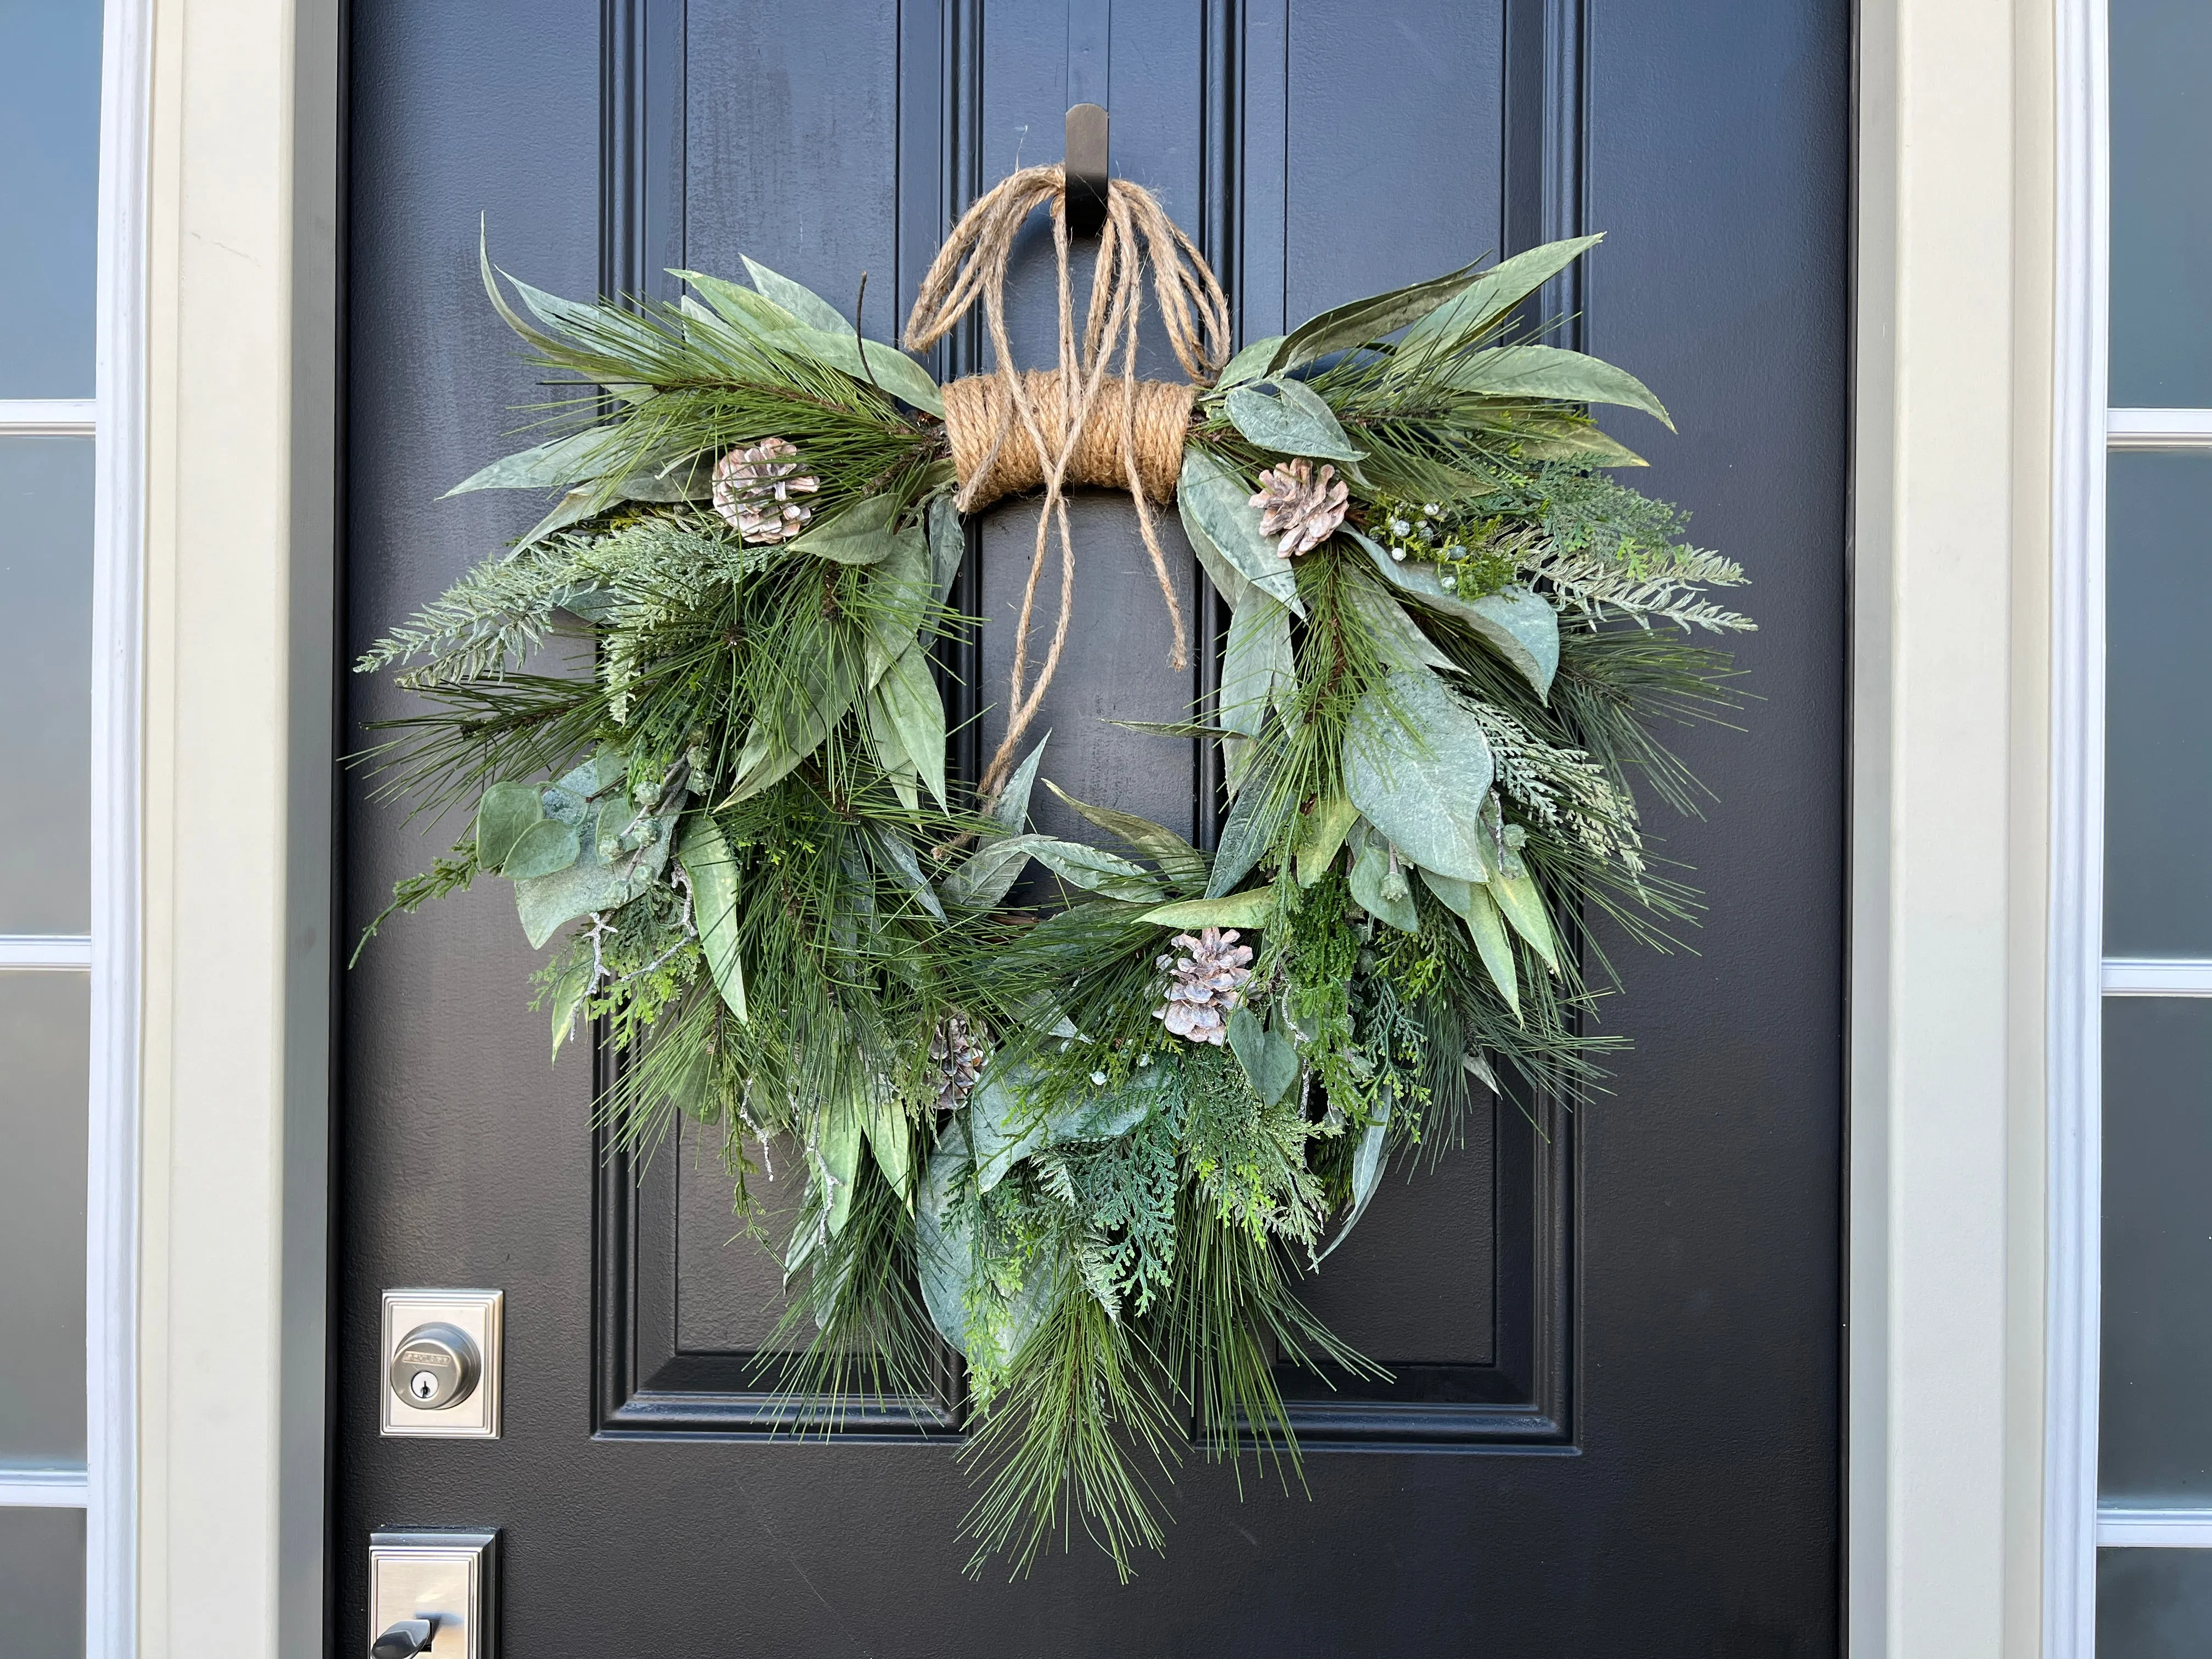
[[88, 0, 151, 1651], [2045, 0, 2108, 1654]]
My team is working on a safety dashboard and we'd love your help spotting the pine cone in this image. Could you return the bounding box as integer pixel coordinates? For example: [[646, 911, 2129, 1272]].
[[1153, 927, 1255, 1045], [927, 1013, 990, 1111], [713, 437, 821, 544], [1249, 459, 1350, 558]]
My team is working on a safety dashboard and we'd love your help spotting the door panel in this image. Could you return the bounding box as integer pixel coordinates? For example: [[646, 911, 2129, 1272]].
[[341, 2, 1847, 1651]]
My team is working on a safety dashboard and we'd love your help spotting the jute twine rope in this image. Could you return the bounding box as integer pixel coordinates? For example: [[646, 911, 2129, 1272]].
[[906, 163, 1231, 804]]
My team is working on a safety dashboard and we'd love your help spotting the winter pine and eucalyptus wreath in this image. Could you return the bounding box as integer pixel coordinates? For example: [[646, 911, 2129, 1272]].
[[357, 167, 1752, 1578]]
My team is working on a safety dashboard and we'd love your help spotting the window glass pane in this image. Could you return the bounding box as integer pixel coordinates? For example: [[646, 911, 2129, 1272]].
[[2111, 2, 2212, 405], [0, 974, 87, 1465], [0, 437, 91, 934], [2103, 997, 2212, 1499], [2104, 454, 2212, 956], [0, 1508, 83, 1657], [2100, 1548, 2212, 1658], [0, 0, 102, 398]]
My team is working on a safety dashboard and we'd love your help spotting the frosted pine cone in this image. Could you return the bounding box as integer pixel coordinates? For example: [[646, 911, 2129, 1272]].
[[713, 437, 820, 544], [1249, 459, 1350, 558], [1153, 927, 1255, 1046], [927, 1014, 989, 1111]]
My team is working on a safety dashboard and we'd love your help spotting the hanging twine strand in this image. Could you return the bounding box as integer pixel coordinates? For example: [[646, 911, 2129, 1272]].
[[906, 163, 1231, 804]]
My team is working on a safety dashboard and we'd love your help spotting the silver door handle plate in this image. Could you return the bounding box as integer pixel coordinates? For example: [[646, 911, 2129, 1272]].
[[369, 1529, 498, 1658]]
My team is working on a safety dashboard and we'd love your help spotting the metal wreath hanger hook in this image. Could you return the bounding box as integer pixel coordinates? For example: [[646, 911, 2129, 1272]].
[[1064, 103, 1109, 236]]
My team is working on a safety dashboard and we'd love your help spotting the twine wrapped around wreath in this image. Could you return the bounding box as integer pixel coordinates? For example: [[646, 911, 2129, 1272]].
[[905, 163, 1231, 803]]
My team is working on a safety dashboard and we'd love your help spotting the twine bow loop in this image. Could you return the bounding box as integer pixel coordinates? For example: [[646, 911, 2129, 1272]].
[[905, 163, 1231, 801]]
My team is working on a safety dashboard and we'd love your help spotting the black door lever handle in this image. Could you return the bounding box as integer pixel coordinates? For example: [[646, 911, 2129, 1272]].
[[371, 1617, 437, 1658]]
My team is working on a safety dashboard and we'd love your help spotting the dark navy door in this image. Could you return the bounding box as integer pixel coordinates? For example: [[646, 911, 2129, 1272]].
[[341, 2, 1848, 1650]]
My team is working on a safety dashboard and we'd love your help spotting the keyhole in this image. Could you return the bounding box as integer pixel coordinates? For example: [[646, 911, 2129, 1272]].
[[410, 1370, 439, 1402]]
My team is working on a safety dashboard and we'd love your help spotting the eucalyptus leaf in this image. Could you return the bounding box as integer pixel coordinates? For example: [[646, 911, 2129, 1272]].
[[1205, 748, 1276, 898], [816, 1094, 864, 1236], [1227, 1007, 1300, 1108], [1396, 235, 1605, 356], [1491, 865, 1561, 975], [970, 1062, 1166, 1193], [1028, 838, 1166, 904], [940, 832, 1049, 911], [1355, 532, 1559, 699], [1182, 500, 1252, 611], [679, 814, 748, 1022], [1142, 888, 1276, 930], [916, 1123, 1053, 1364], [865, 686, 922, 812], [512, 753, 682, 947], [1441, 342, 1673, 429], [867, 825, 946, 922], [1041, 781, 1208, 897], [1178, 448, 1302, 613], [445, 427, 616, 498], [1345, 581, 1458, 675], [859, 1084, 913, 1199], [1223, 377, 1365, 463], [500, 816, 582, 881], [1342, 667, 1497, 884], [1294, 797, 1361, 887], [1350, 839, 1420, 933], [546, 950, 592, 1060], [783, 324, 948, 416], [1215, 334, 1286, 389], [926, 493, 966, 608], [1513, 421, 1649, 467], [1269, 260, 1482, 373], [862, 523, 931, 685], [476, 781, 545, 871], [1421, 867, 1518, 1019], [510, 488, 601, 556], [739, 254, 851, 334], [790, 495, 900, 565], [1318, 1102, 1392, 1262], [994, 735, 1049, 833], [875, 646, 949, 810], [1220, 590, 1294, 740]]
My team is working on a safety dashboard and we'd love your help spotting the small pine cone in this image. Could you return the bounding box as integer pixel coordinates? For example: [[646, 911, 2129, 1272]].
[[927, 1013, 990, 1111], [1249, 459, 1350, 558], [1152, 927, 1255, 1046], [713, 436, 821, 544]]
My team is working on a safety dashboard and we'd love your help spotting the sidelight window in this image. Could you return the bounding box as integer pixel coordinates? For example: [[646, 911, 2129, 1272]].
[[0, 0, 142, 1655], [2086, 3, 2212, 1652]]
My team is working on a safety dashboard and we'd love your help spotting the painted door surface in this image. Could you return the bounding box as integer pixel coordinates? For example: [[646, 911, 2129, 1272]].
[[341, 3, 1848, 1651]]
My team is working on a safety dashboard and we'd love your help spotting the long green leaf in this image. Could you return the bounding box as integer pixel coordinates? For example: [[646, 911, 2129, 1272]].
[[679, 814, 748, 1021], [1396, 235, 1605, 354], [1268, 261, 1482, 373], [1420, 868, 1518, 1019], [876, 646, 949, 810], [1142, 888, 1277, 930], [445, 428, 617, 497], [1220, 589, 1294, 739], [738, 255, 851, 334], [1041, 781, 1208, 896], [1223, 377, 1365, 462], [1491, 865, 1561, 975], [1441, 342, 1673, 429], [1178, 447, 1302, 613], [1317, 1101, 1391, 1262], [790, 495, 899, 565]]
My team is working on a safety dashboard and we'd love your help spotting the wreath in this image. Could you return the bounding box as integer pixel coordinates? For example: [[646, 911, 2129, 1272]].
[[357, 165, 1752, 1578]]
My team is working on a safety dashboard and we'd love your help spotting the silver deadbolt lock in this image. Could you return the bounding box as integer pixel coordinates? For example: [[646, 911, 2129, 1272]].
[[387, 1322, 481, 1410], [381, 1290, 502, 1437]]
